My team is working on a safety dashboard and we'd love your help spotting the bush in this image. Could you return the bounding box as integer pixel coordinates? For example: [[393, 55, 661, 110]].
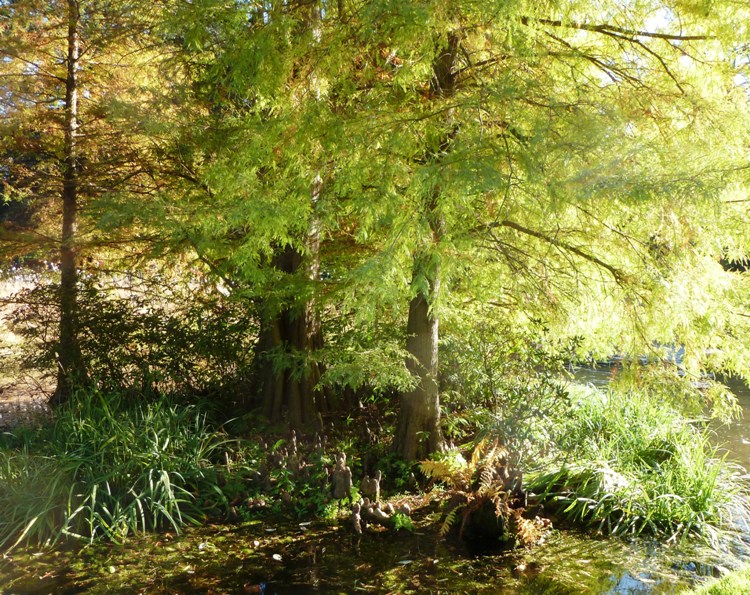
[[440, 315, 575, 464], [0, 390, 229, 550], [527, 385, 750, 543], [7, 271, 258, 400]]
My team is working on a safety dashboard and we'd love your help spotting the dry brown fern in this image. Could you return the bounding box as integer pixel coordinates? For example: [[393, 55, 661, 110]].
[[420, 440, 535, 544]]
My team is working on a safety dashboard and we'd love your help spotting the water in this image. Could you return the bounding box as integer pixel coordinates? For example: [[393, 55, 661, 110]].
[[0, 519, 721, 593], [710, 376, 750, 470]]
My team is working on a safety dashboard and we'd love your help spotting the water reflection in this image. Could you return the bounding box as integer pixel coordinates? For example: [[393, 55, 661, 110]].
[[711, 377, 750, 470]]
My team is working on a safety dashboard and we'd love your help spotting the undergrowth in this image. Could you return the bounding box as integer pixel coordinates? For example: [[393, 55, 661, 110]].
[[0, 391, 400, 551], [420, 440, 548, 546], [527, 384, 750, 544], [0, 390, 229, 550]]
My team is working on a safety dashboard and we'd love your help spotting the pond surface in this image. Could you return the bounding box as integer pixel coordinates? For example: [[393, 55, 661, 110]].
[[0, 518, 733, 594], [2, 372, 750, 594]]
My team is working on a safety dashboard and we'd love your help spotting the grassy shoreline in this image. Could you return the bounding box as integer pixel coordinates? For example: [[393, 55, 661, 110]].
[[685, 565, 750, 594]]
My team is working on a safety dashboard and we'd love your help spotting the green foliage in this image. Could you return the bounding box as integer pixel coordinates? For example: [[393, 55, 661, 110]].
[[528, 385, 750, 543], [0, 390, 229, 550], [150, 0, 750, 397], [0, 451, 74, 550], [686, 565, 750, 595], [391, 512, 415, 532], [609, 364, 740, 423], [366, 451, 417, 493], [440, 314, 573, 463], [4, 0, 750, 557], [7, 273, 257, 400]]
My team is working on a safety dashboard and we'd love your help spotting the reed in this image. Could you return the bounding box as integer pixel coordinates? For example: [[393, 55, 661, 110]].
[[0, 390, 227, 550], [527, 386, 750, 543]]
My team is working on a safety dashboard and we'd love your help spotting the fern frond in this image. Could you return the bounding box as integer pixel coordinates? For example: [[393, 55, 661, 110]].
[[494, 492, 510, 518], [471, 438, 488, 469], [420, 460, 457, 487], [479, 464, 495, 489], [440, 505, 463, 537]]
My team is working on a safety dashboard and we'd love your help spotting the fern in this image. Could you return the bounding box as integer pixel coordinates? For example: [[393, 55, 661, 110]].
[[470, 439, 488, 470], [422, 440, 537, 545], [479, 464, 495, 490], [440, 505, 462, 537], [420, 460, 461, 488]]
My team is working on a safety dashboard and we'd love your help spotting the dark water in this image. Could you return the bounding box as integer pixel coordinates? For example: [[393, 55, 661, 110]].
[[0, 518, 727, 594]]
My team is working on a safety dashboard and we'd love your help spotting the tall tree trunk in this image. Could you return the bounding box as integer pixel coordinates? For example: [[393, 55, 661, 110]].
[[394, 190, 445, 460], [394, 251, 443, 460], [258, 177, 327, 430], [52, 0, 85, 406], [393, 33, 459, 460]]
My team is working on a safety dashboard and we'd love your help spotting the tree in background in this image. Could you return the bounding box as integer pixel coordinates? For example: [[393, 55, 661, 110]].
[[1, 0, 165, 402]]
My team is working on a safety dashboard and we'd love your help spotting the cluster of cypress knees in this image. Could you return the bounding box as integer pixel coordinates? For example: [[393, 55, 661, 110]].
[[331, 452, 413, 534], [242, 431, 415, 532]]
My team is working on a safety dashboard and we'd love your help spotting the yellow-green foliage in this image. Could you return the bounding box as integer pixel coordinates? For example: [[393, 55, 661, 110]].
[[685, 565, 750, 594], [421, 439, 510, 490], [421, 440, 523, 540]]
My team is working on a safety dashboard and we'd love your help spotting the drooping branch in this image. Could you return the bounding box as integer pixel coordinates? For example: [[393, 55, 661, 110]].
[[521, 16, 711, 42], [484, 220, 630, 284], [543, 29, 685, 94], [0, 49, 67, 84], [629, 37, 686, 94], [543, 31, 644, 87]]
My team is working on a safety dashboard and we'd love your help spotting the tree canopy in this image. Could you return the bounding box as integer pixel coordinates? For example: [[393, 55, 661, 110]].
[[2, 0, 750, 458]]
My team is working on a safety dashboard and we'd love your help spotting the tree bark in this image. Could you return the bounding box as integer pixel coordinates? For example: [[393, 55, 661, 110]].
[[394, 256, 443, 460], [393, 33, 459, 460], [258, 246, 323, 428], [51, 0, 85, 406], [258, 178, 327, 430]]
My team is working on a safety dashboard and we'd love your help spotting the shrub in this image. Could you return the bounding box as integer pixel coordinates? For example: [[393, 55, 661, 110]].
[[7, 272, 258, 399], [440, 315, 575, 464]]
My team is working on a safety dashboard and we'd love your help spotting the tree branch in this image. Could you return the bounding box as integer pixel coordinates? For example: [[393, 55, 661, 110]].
[[482, 220, 630, 284], [521, 16, 710, 41]]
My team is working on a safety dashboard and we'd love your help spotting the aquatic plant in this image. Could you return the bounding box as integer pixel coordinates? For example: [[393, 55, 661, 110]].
[[687, 563, 750, 594], [527, 385, 750, 544]]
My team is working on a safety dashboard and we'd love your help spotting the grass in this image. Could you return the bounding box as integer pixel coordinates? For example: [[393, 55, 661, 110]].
[[685, 565, 750, 594], [527, 384, 750, 544], [0, 389, 230, 550]]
